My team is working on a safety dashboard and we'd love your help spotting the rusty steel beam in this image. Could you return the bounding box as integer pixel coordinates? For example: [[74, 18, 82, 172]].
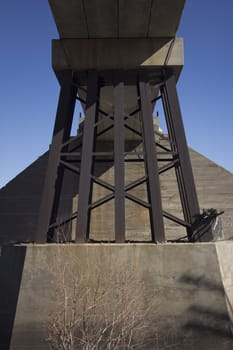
[[161, 75, 200, 239], [114, 72, 125, 242], [35, 71, 77, 243], [76, 71, 99, 242], [138, 71, 165, 243]]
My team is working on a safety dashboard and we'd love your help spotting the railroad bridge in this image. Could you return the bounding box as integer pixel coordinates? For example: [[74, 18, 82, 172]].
[[1, 1, 233, 349]]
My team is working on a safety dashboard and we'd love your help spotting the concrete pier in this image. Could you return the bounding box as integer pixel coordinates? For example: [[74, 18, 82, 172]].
[[2, 242, 232, 349]]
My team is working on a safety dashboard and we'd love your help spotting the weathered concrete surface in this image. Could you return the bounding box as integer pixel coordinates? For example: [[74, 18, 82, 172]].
[[216, 241, 233, 330], [0, 151, 78, 245], [0, 246, 26, 350], [190, 148, 233, 239], [49, 0, 185, 39], [7, 243, 233, 349]]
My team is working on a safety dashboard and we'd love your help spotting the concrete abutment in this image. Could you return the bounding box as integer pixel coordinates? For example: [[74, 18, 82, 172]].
[[1, 242, 231, 349]]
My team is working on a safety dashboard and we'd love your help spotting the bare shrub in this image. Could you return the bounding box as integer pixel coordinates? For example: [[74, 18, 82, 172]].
[[46, 249, 151, 350], [48, 219, 73, 243]]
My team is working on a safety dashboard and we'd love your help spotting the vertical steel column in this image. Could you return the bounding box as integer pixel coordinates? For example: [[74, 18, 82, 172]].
[[76, 71, 99, 242], [35, 71, 77, 243], [139, 72, 165, 243], [161, 75, 200, 238], [114, 72, 125, 242]]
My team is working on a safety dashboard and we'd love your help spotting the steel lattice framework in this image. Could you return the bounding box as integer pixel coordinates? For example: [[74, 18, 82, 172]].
[[35, 68, 205, 243]]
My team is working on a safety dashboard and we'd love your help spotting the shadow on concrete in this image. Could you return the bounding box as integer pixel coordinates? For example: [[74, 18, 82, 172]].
[[179, 274, 233, 343], [179, 274, 224, 293], [0, 245, 26, 350], [0, 153, 49, 245], [184, 305, 232, 339], [184, 321, 232, 339]]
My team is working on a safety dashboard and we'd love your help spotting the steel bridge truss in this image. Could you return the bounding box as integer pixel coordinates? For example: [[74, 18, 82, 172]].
[[35, 69, 202, 244]]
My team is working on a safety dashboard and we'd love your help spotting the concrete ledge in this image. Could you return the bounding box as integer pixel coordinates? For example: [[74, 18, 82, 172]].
[[4, 242, 233, 349]]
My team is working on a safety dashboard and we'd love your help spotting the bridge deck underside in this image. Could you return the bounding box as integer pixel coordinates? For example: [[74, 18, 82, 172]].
[[49, 0, 185, 39]]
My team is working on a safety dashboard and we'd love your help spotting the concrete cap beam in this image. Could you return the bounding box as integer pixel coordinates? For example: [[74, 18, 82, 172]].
[[52, 38, 183, 81]]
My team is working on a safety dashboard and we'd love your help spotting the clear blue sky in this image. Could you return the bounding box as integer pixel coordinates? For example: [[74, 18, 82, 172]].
[[1, 1, 233, 188]]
